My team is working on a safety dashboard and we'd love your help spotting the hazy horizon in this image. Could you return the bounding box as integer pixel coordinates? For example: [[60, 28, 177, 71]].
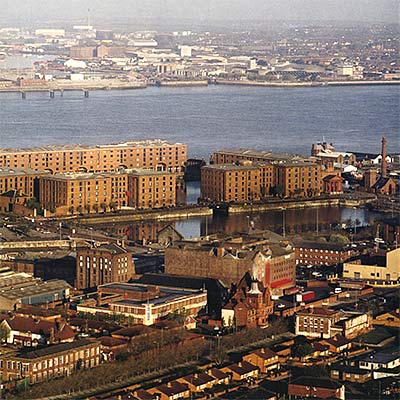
[[0, 0, 399, 28]]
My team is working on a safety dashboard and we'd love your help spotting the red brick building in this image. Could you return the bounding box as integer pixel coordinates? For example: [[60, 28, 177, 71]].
[[222, 272, 274, 328], [165, 235, 295, 294], [76, 244, 135, 290], [288, 376, 345, 399], [323, 174, 343, 194], [293, 240, 352, 266], [0, 339, 100, 385]]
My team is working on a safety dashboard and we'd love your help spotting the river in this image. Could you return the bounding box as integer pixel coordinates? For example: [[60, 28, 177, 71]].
[[0, 84, 398, 157]]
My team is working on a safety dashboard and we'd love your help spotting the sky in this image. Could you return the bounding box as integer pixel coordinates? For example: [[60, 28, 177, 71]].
[[0, 0, 398, 26]]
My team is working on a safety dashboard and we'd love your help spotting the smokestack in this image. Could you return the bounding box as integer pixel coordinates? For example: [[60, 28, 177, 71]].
[[381, 137, 387, 178]]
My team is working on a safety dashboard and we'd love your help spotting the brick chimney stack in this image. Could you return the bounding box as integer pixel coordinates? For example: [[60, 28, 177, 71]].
[[381, 136, 387, 178]]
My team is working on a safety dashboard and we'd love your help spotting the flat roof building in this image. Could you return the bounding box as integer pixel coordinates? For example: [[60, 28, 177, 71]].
[[77, 282, 207, 325], [0, 139, 187, 175]]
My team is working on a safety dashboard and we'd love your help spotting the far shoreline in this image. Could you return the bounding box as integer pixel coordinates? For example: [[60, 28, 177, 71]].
[[0, 78, 399, 94]]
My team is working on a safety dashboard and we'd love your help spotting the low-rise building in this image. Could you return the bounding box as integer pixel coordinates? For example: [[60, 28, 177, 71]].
[[148, 381, 190, 400], [330, 364, 372, 383], [78, 282, 207, 326], [343, 248, 400, 285], [359, 353, 400, 371], [0, 339, 100, 385], [0, 269, 71, 311], [0, 315, 74, 347], [177, 372, 216, 392], [243, 348, 280, 373], [288, 376, 345, 400], [222, 361, 259, 381], [295, 306, 371, 339]]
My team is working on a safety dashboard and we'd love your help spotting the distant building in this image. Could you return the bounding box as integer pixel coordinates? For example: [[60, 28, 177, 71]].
[[76, 244, 135, 290], [336, 64, 354, 76], [127, 169, 177, 209], [180, 45, 192, 58], [35, 28, 65, 37], [39, 168, 177, 216], [201, 161, 274, 202], [0, 140, 186, 175], [69, 46, 96, 59]]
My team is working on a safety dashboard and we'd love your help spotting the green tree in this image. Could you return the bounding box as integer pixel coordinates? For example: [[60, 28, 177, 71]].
[[292, 337, 313, 360], [329, 233, 350, 244], [25, 197, 41, 211]]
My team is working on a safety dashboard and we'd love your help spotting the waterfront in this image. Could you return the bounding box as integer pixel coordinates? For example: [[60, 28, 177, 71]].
[[0, 85, 398, 157], [105, 205, 379, 241], [102, 181, 380, 240]]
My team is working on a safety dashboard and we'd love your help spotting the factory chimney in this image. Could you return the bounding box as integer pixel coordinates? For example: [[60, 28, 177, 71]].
[[381, 137, 387, 178]]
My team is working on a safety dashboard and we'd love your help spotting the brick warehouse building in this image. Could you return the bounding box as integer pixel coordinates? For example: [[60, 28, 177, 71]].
[[128, 169, 177, 209], [165, 235, 295, 295], [293, 240, 353, 266], [0, 140, 187, 174], [204, 152, 322, 201], [39, 169, 177, 216], [0, 167, 50, 198], [76, 243, 135, 290], [201, 161, 274, 202]]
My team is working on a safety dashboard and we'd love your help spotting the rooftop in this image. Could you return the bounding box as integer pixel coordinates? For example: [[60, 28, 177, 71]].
[[0, 167, 50, 177], [360, 352, 399, 364], [0, 140, 185, 155], [4, 339, 98, 360]]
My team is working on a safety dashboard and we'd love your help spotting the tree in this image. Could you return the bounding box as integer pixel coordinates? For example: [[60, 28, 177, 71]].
[[329, 233, 350, 244], [273, 185, 285, 198], [77, 205, 83, 215], [292, 337, 313, 360], [0, 323, 10, 343], [100, 202, 107, 213], [25, 197, 41, 211], [68, 206, 75, 215], [85, 204, 91, 214]]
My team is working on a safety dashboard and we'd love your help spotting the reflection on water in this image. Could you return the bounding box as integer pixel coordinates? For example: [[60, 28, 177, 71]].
[[106, 205, 378, 243]]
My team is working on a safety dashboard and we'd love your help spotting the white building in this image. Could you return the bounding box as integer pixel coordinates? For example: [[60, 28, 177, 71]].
[[35, 28, 65, 37], [180, 46, 192, 58]]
